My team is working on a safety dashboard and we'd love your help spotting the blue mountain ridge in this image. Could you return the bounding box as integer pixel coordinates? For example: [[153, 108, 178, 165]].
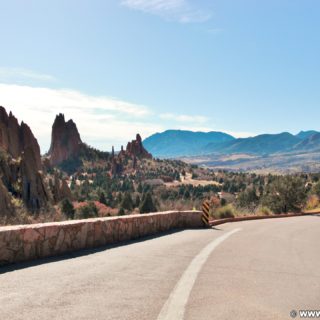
[[143, 130, 320, 158]]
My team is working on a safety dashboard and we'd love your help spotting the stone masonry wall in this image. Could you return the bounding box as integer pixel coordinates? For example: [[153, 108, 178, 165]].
[[0, 211, 203, 266]]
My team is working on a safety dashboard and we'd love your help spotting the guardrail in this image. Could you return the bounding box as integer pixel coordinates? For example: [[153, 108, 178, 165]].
[[209, 211, 319, 227]]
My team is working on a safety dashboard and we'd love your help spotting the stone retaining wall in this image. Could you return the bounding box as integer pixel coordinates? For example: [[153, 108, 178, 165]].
[[0, 210, 203, 266]]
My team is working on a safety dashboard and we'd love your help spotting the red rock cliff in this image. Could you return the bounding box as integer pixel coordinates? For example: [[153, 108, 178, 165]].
[[0, 106, 41, 168], [48, 114, 82, 166]]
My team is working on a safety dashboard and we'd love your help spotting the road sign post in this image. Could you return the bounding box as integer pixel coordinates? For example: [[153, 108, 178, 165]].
[[202, 200, 211, 227]]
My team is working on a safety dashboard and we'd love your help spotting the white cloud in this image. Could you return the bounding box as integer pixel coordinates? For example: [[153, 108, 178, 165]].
[[224, 131, 256, 138], [1, 83, 250, 155], [0, 67, 56, 82], [0, 83, 160, 153], [121, 0, 211, 23], [160, 112, 207, 124]]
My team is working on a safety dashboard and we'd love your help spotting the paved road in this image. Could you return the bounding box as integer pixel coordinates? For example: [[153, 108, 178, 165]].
[[1, 215, 320, 320]]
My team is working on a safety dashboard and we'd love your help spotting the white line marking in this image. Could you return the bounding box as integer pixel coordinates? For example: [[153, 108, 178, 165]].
[[157, 228, 242, 320]]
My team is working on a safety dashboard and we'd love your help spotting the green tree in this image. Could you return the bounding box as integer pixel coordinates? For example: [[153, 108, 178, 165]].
[[220, 198, 226, 206], [118, 207, 125, 216], [262, 176, 307, 214], [77, 202, 99, 219], [117, 192, 122, 205], [139, 192, 157, 214], [135, 195, 141, 208], [99, 192, 107, 205], [60, 198, 75, 219], [312, 181, 320, 197], [237, 188, 259, 209], [121, 192, 134, 211], [184, 190, 191, 199], [107, 192, 113, 206], [137, 183, 143, 193]]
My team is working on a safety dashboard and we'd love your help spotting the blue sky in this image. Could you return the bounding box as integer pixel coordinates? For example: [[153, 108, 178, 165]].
[[0, 0, 319, 153]]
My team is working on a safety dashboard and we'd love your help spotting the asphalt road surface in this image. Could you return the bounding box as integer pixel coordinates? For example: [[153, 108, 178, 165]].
[[1, 215, 320, 320]]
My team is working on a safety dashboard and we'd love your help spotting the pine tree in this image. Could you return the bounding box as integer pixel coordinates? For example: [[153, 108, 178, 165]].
[[78, 202, 98, 219], [99, 192, 107, 205], [139, 192, 156, 214], [118, 207, 125, 216], [137, 183, 143, 193], [60, 198, 75, 219], [107, 192, 113, 206], [135, 195, 141, 208], [121, 192, 133, 210]]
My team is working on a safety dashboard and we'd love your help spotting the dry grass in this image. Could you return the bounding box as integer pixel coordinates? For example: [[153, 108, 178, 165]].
[[305, 195, 320, 211], [0, 206, 66, 226]]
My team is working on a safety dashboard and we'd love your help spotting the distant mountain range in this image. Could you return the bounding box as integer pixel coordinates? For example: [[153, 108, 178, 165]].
[[143, 130, 235, 157], [143, 130, 320, 158]]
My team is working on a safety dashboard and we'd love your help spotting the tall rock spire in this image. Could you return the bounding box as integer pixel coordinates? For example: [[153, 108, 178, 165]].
[[48, 113, 82, 166], [125, 133, 152, 159]]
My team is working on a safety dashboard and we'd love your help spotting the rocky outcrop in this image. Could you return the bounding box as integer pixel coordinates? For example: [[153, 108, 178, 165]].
[[0, 107, 41, 165], [20, 147, 52, 211], [0, 107, 14, 156], [51, 173, 72, 203], [20, 122, 42, 170], [126, 134, 152, 159], [0, 179, 14, 216], [111, 157, 123, 176], [5, 111, 20, 158], [0, 106, 49, 212], [48, 114, 82, 166], [0, 107, 73, 215], [109, 134, 151, 176]]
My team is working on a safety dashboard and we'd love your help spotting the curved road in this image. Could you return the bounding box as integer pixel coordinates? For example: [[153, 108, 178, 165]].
[[1, 215, 320, 320]]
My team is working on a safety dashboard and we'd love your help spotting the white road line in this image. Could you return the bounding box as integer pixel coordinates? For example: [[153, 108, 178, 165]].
[[157, 228, 242, 320]]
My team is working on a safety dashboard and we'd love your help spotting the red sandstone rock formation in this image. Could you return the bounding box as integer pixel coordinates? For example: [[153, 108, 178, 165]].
[[48, 114, 82, 166], [0, 106, 41, 168], [0, 179, 14, 216], [111, 157, 123, 176], [20, 122, 42, 170], [20, 147, 52, 211], [51, 173, 72, 203], [110, 134, 152, 176], [0, 106, 49, 212], [125, 134, 152, 159], [0, 107, 72, 215]]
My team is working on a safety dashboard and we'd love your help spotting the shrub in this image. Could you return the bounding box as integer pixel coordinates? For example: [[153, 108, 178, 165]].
[[99, 192, 107, 205], [118, 207, 125, 216], [312, 182, 320, 197], [237, 188, 259, 209], [60, 198, 75, 219], [262, 176, 307, 214], [256, 206, 273, 216], [215, 205, 236, 219], [76, 202, 98, 219], [220, 198, 226, 206], [305, 195, 319, 210]]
